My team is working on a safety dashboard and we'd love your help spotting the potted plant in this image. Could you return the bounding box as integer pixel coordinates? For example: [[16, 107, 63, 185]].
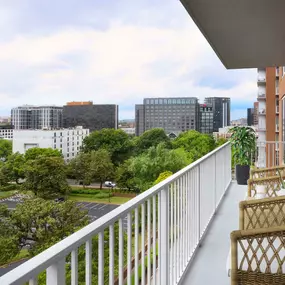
[[277, 169, 285, 196], [230, 126, 256, 185]]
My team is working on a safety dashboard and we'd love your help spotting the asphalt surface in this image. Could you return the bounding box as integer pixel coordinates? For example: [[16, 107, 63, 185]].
[[0, 199, 128, 277]]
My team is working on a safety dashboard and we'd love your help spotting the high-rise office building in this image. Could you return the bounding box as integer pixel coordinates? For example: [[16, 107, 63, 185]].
[[63, 102, 118, 132], [135, 97, 199, 136], [11, 105, 63, 130], [247, 108, 254, 126], [199, 104, 213, 134], [204, 97, 230, 132]]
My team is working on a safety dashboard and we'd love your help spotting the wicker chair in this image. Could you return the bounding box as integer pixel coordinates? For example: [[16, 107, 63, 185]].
[[230, 197, 285, 285], [250, 165, 285, 179], [247, 175, 285, 198]]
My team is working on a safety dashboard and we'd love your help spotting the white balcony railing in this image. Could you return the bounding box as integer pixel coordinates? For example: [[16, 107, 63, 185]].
[[0, 143, 232, 285]]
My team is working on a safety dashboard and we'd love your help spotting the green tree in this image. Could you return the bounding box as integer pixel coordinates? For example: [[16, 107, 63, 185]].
[[22, 156, 70, 198], [129, 143, 189, 191], [154, 171, 173, 185], [0, 199, 88, 264], [24, 147, 62, 161], [82, 129, 133, 165], [116, 160, 137, 192], [4, 152, 25, 184], [215, 137, 228, 148], [68, 152, 92, 187], [172, 130, 216, 161], [135, 128, 171, 153], [89, 149, 114, 189], [0, 162, 9, 186], [0, 139, 12, 161]]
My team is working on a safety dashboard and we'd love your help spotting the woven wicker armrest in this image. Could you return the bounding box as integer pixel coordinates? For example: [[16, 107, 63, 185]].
[[247, 175, 285, 198], [239, 196, 285, 230], [230, 226, 285, 285], [250, 165, 285, 179]]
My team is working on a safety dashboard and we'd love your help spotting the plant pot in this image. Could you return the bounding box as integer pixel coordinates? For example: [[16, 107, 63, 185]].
[[236, 165, 250, 185]]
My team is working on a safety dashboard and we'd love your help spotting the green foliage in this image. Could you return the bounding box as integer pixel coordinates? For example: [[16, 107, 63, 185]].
[[229, 126, 256, 166], [4, 152, 25, 184], [215, 137, 228, 148], [71, 188, 100, 195], [154, 171, 173, 185], [22, 156, 71, 199], [116, 160, 137, 191], [68, 152, 92, 187], [24, 147, 62, 161], [89, 149, 114, 189], [128, 143, 189, 191], [135, 128, 171, 153], [0, 184, 20, 191], [0, 199, 88, 264], [172, 130, 216, 161], [82, 128, 133, 165], [0, 139, 12, 161]]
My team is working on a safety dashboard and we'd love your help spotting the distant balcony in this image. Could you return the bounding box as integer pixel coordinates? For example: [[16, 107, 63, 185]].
[[257, 77, 266, 84], [257, 93, 266, 100], [258, 108, 266, 115]]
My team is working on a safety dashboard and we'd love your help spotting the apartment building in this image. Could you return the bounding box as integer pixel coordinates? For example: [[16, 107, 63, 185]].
[[135, 97, 200, 136], [11, 105, 63, 130], [63, 101, 118, 132], [13, 126, 89, 161], [0, 128, 13, 140], [204, 97, 230, 132]]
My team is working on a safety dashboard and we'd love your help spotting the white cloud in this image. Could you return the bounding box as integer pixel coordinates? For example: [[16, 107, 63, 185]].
[[0, 16, 257, 119]]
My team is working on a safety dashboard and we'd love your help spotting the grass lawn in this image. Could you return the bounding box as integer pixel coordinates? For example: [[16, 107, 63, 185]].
[[68, 194, 132, 205], [0, 249, 29, 267], [0, 190, 17, 199]]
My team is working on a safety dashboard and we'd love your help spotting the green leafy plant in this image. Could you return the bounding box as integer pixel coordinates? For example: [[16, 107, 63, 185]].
[[229, 126, 256, 166]]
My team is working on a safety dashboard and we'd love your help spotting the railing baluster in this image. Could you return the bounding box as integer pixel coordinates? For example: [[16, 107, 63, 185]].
[[152, 195, 156, 285], [170, 183, 173, 283], [157, 192, 161, 285], [147, 198, 151, 285], [141, 203, 146, 285], [135, 207, 139, 285], [177, 179, 181, 277], [173, 180, 177, 283], [98, 231, 104, 285], [160, 186, 169, 285], [85, 239, 92, 285], [29, 278, 38, 285], [119, 218, 124, 285], [109, 224, 114, 285], [46, 259, 65, 285], [71, 249, 78, 285], [127, 212, 132, 285]]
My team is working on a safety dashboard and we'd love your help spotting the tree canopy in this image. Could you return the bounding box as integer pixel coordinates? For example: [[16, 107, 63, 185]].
[[22, 156, 70, 198], [134, 128, 171, 153], [24, 147, 62, 161], [0, 139, 12, 161], [82, 128, 133, 165], [0, 199, 88, 264]]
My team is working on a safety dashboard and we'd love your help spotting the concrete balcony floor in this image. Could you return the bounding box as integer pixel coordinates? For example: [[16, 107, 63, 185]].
[[181, 181, 246, 285]]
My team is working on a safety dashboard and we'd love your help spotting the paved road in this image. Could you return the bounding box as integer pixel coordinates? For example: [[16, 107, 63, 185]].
[[0, 200, 128, 277]]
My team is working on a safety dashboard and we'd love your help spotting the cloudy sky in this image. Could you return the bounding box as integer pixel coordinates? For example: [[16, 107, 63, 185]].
[[0, 0, 257, 120]]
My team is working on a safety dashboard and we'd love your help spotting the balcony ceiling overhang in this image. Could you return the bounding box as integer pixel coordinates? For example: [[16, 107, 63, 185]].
[[180, 0, 285, 69]]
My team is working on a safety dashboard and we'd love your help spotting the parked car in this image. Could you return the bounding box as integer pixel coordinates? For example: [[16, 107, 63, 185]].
[[104, 181, 116, 188], [55, 197, 65, 203]]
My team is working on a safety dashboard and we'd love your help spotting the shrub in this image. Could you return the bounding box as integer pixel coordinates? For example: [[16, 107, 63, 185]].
[[94, 192, 113, 199], [0, 184, 20, 191]]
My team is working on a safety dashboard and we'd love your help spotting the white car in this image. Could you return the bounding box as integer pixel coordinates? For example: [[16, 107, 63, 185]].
[[104, 181, 116, 188]]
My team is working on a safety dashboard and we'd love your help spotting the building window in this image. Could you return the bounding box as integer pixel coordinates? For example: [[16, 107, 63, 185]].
[[60, 144, 62, 148]]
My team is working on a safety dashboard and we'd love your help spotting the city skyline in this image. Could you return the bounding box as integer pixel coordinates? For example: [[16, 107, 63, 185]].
[[0, 1, 256, 120]]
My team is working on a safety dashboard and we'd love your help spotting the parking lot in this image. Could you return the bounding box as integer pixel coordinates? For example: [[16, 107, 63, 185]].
[[0, 198, 128, 228]]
